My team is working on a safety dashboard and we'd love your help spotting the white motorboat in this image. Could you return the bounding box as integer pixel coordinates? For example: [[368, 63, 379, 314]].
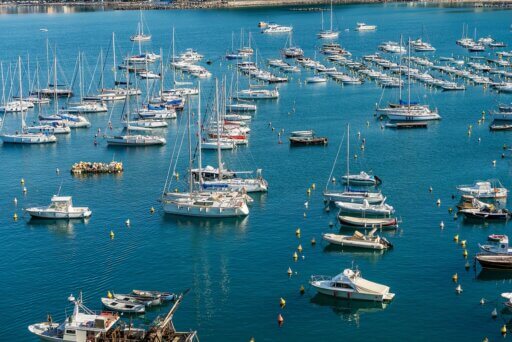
[[101, 298, 145, 314], [457, 181, 508, 199], [355, 23, 377, 31], [323, 229, 392, 250], [235, 88, 279, 100], [336, 199, 394, 216], [306, 76, 328, 84], [106, 135, 166, 146], [479, 235, 512, 254], [410, 38, 436, 52], [262, 24, 292, 34], [310, 268, 395, 302], [342, 172, 381, 186], [28, 293, 121, 342], [25, 195, 92, 219], [379, 41, 406, 54]]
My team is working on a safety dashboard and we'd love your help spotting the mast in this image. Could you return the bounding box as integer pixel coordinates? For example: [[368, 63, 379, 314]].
[[79, 52, 83, 103], [346, 124, 350, 188], [46, 37, 50, 89], [398, 35, 403, 102], [216, 78, 222, 180], [26, 53, 31, 96], [321, 10, 324, 31], [197, 82, 202, 187], [100, 48, 104, 91], [172, 27, 176, 87], [407, 37, 411, 108], [330, 0, 333, 32], [53, 52, 58, 114], [160, 47, 164, 98], [112, 32, 117, 86], [1, 62, 5, 106], [125, 64, 130, 132], [187, 95, 193, 194], [19, 57, 25, 131]]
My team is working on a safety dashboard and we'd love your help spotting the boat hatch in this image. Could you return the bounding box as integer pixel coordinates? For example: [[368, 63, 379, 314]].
[[94, 318, 106, 329]]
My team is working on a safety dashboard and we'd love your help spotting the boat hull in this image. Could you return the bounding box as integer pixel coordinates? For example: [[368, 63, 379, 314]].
[[311, 283, 394, 302]]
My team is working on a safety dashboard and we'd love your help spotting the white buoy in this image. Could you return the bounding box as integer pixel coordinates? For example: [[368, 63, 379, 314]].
[[125, 219, 131, 226], [56, 168, 60, 174], [480, 298, 485, 305], [436, 199, 441, 206], [492, 160, 497, 166], [492, 308, 498, 318], [23, 186, 27, 194], [455, 284, 462, 294], [304, 201, 309, 208], [440, 221, 445, 229], [13, 197, 17, 206]]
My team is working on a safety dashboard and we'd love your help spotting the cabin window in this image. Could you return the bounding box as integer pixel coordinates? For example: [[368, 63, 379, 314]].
[[502, 245, 506, 249], [66, 330, 76, 334]]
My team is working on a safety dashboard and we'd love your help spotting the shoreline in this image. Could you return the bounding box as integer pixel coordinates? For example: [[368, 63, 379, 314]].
[[2, 0, 512, 11]]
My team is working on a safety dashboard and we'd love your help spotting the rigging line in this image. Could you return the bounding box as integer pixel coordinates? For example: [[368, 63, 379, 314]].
[[325, 131, 346, 191], [163, 107, 187, 194]]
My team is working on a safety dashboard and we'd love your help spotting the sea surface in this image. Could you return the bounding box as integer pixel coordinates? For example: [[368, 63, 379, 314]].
[[1, 3, 512, 341]]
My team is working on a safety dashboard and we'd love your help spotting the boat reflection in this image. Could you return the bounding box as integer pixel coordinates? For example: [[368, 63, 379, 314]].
[[162, 215, 249, 231], [310, 293, 388, 325], [25, 218, 90, 236], [322, 244, 390, 260], [477, 268, 512, 282]]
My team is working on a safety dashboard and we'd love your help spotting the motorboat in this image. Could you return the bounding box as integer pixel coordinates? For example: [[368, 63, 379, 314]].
[[111, 293, 157, 306], [336, 199, 394, 216], [489, 234, 507, 242], [323, 229, 392, 250], [306, 76, 328, 84], [338, 216, 399, 229], [355, 23, 377, 31], [457, 181, 508, 199], [28, 293, 121, 341], [461, 205, 510, 221], [106, 135, 166, 146], [378, 41, 406, 54], [262, 24, 292, 34], [310, 268, 395, 302], [410, 38, 436, 52], [235, 88, 279, 100], [342, 172, 381, 186], [289, 130, 327, 145], [479, 235, 512, 254], [25, 195, 92, 219], [101, 298, 145, 314]]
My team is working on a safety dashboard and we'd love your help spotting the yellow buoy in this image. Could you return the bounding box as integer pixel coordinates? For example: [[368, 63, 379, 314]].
[[110, 230, 115, 239], [13, 213, 18, 221], [454, 234, 459, 242], [297, 244, 303, 253], [461, 240, 466, 247], [480, 298, 485, 305], [293, 252, 298, 261], [150, 207, 155, 214], [303, 212, 307, 218], [279, 297, 286, 308], [307, 188, 311, 196], [311, 183, 316, 190], [448, 207, 453, 213], [20, 178, 25, 184], [501, 324, 507, 335], [287, 267, 292, 276], [107, 291, 113, 299], [463, 249, 468, 258], [300, 285, 305, 294], [465, 261, 471, 270], [295, 228, 301, 236], [23, 187, 27, 193], [452, 273, 458, 282], [250, 337, 255, 342]]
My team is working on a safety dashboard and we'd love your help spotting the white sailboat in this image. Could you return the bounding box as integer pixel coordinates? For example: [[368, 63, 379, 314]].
[[323, 124, 384, 204], [317, 0, 339, 39], [1, 57, 57, 144], [130, 10, 152, 42], [161, 82, 250, 218]]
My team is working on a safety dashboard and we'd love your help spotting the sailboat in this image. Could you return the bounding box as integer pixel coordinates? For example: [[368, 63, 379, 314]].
[[376, 37, 441, 122], [33, 40, 73, 98], [323, 124, 384, 204], [130, 10, 152, 42], [64, 52, 107, 114], [105, 68, 166, 146], [282, 31, 304, 58], [1, 57, 57, 144], [317, 0, 339, 39], [161, 82, 250, 218]]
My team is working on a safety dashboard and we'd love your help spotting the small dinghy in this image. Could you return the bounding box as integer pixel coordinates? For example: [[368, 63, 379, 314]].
[[101, 298, 146, 313], [338, 216, 398, 229], [132, 289, 176, 302], [323, 229, 392, 250], [310, 268, 395, 302], [342, 172, 382, 186], [335, 199, 394, 216], [111, 292, 160, 306]]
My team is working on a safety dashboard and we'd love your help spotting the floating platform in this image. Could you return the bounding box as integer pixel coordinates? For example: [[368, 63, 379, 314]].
[[385, 122, 428, 129], [71, 161, 123, 175]]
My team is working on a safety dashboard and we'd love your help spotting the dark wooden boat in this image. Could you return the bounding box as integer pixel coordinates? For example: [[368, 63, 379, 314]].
[[490, 123, 512, 131], [460, 208, 510, 221], [476, 254, 512, 269], [289, 136, 328, 146]]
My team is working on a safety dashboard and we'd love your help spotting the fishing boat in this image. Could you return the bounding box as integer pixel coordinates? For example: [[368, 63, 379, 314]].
[[355, 23, 377, 31], [25, 195, 92, 219], [461, 206, 510, 221], [310, 268, 395, 302], [323, 229, 392, 250], [457, 180, 508, 199], [111, 293, 156, 306], [132, 289, 176, 302], [342, 172, 381, 186], [317, 0, 339, 39], [336, 199, 394, 216], [101, 298, 145, 314], [338, 216, 399, 229], [476, 254, 512, 269], [479, 235, 512, 254]]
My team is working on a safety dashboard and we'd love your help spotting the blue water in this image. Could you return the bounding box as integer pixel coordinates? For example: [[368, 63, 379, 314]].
[[1, 3, 512, 341]]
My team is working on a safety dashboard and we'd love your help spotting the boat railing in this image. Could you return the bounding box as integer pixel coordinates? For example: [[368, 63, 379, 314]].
[[310, 275, 332, 282]]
